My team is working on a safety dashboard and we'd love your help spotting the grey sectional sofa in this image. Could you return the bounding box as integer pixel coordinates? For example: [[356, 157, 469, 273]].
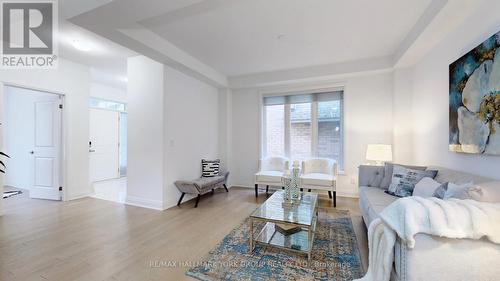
[[358, 165, 500, 281]]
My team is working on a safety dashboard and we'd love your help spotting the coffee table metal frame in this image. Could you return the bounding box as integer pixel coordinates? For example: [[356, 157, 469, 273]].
[[248, 191, 318, 264]]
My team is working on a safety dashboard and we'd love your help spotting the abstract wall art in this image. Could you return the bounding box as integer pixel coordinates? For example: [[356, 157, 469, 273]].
[[449, 31, 500, 155]]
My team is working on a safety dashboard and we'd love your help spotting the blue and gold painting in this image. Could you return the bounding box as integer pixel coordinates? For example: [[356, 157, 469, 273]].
[[449, 31, 500, 154]]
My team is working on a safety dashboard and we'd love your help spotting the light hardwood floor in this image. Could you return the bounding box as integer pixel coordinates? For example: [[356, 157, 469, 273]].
[[0, 187, 368, 281]]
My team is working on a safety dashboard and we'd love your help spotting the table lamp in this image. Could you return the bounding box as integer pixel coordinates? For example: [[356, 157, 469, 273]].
[[366, 144, 392, 165]]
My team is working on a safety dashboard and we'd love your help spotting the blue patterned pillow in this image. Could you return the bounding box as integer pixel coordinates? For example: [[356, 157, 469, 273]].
[[387, 165, 438, 197]]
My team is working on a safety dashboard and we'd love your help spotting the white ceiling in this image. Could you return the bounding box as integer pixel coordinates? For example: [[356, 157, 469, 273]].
[[58, 21, 136, 90], [69, 0, 462, 87], [140, 0, 431, 76]]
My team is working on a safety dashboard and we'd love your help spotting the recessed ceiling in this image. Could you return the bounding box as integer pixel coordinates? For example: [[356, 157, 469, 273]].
[[69, 0, 455, 87], [140, 0, 431, 76]]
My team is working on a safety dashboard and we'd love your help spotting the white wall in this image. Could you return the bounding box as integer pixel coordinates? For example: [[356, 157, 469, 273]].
[[163, 66, 220, 209], [0, 58, 92, 204], [126, 56, 165, 210], [90, 82, 127, 103], [392, 68, 414, 164], [230, 72, 394, 197], [126, 56, 221, 210], [396, 1, 500, 179], [218, 88, 232, 173]]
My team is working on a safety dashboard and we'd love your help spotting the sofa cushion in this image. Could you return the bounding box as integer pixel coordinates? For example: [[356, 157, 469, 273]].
[[443, 182, 474, 200], [428, 166, 491, 184], [387, 165, 438, 197], [255, 171, 284, 183], [195, 175, 225, 186], [413, 177, 444, 198], [433, 182, 449, 199], [380, 163, 427, 189], [470, 181, 500, 202], [358, 165, 385, 188], [359, 185, 398, 226], [300, 173, 334, 187]]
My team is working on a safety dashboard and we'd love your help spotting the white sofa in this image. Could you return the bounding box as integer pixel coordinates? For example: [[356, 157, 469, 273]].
[[358, 165, 500, 281], [300, 158, 338, 207], [254, 157, 289, 197]]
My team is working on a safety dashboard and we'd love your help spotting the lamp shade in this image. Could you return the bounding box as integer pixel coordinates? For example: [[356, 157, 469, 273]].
[[366, 144, 393, 162]]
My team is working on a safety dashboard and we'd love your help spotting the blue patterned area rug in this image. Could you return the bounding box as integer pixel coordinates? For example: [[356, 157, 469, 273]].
[[186, 209, 363, 281]]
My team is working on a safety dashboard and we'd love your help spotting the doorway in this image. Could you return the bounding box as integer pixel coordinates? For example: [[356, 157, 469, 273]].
[[2, 85, 64, 201], [88, 98, 127, 203]]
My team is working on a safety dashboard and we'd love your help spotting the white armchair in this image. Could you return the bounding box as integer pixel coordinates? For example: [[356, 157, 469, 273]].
[[254, 157, 290, 197], [300, 158, 338, 207]]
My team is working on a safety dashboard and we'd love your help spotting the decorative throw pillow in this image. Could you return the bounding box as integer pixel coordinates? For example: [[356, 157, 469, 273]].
[[413, 177, 444, 198], [443, 182, 474, 200], [433, 182, 449, 199], [380, 163, 427, 189], [387, 165, 438, 197], [201, 159, 220, 177], [469, 181, 500, 202]]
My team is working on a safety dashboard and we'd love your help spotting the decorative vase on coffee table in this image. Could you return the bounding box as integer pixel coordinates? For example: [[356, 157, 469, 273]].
[[282, 160, 301, 206]]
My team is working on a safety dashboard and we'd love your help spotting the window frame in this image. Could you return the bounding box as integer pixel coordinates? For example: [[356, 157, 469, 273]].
[[260, 87, 344, 170], [89, 97, 127, 112]]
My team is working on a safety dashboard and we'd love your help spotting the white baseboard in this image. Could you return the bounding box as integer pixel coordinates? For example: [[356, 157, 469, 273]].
[[66, 192, 92, 201], [125, 195, 164, 211]]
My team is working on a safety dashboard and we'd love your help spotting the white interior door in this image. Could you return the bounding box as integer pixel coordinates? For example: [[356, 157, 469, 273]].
[[31, 100, 62, 200], [89, 108, 119, 182]]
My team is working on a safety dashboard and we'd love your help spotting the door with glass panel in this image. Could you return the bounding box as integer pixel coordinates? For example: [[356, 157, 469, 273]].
[[89, 108, 120, 182]]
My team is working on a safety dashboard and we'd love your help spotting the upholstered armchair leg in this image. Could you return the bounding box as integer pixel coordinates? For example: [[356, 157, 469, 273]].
[[266, 185, 269, 193], [308, 189, 311, 192], [211, 189, 215, 195], [194, 194, 201, 208], [223, 184, 229, 192], [300, 188, 303, 192], [282, 186, 285, 190], [333, 191, 337, 207], [255, 184, 258, 197], [328, 191, 332, 199], [177, 193, 185, 206]]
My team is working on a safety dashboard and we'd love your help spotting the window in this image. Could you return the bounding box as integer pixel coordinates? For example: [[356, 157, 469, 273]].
[[290, 103, 312, 161], [262, 91, 343, 169], [89, 97, 126, 112], [264, 104, 285, 156]]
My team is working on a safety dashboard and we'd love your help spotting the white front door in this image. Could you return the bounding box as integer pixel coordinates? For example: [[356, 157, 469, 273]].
[[89, 108, 119, 182], [31, 100, 62, 200]]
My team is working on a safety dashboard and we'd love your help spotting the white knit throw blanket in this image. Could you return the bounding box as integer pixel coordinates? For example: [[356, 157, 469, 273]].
[[355, 197, 500, 281]]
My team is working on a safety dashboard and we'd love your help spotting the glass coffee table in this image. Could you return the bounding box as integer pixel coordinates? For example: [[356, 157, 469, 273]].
[[249, 190, 318, 263]]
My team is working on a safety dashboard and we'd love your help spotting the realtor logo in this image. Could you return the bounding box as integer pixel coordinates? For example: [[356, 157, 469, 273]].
[[1, 0, 58, 68]]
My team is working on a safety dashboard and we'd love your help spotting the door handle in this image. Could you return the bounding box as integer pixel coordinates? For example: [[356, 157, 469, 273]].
[[29, 151, 34, 154], [89, 149, 96, 153]]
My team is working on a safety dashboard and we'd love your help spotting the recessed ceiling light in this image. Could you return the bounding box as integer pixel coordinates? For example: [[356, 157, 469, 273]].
[[71, 39, 92, 52]]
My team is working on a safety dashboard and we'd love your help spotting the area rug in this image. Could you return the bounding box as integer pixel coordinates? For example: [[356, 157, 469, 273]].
[[186, 209, 363, 281], [3, 190, 22, 199]]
